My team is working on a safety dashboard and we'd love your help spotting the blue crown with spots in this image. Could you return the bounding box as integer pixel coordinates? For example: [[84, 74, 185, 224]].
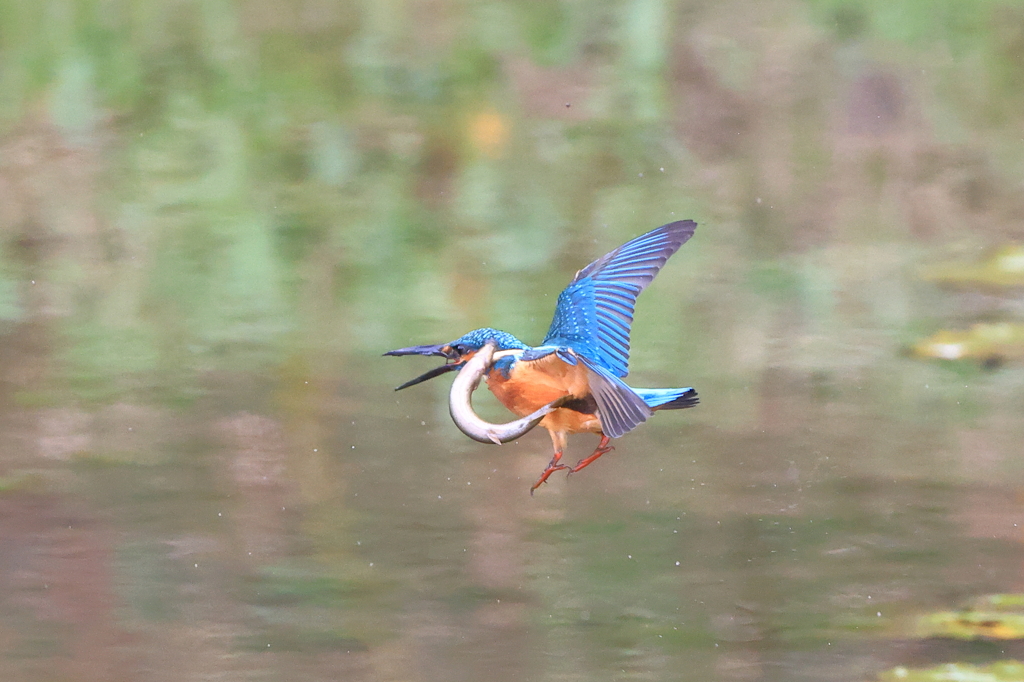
[[450, 328, 529, 351]]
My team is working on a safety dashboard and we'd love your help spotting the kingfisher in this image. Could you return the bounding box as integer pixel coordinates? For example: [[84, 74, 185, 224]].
[[385, 220, 699, 493]]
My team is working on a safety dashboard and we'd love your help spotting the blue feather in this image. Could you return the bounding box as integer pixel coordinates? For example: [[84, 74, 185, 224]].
[[449, 328, 529, 351], [635, 387, 699, 409], [578, 355, 652, 438], [542, 220, 696, 378]]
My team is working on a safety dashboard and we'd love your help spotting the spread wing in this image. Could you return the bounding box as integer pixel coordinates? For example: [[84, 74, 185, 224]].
[[541, 220, 696, 378]]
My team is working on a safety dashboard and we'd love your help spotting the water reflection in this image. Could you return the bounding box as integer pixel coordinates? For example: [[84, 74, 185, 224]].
[[2, 1, 1024, 681]]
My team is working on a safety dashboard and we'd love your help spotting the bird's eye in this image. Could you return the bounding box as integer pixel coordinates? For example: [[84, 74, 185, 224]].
[[452, 344, 469, 355]]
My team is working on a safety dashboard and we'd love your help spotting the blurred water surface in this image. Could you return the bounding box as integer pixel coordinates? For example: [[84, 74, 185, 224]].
[[2, 1, 1024, 680]]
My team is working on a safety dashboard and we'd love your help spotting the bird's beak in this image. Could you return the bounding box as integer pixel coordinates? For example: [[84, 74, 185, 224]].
[[383, 343, 449, 358], [392, 362, 462, 391], [384, 343, 462, 391], [447, 342, 566, 444]]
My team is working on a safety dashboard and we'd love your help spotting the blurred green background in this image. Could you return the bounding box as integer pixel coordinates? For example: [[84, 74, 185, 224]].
[[2, 1, 1024, 681]]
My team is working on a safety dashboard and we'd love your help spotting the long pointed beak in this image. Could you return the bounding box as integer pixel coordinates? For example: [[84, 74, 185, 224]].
[[383, 343, 448, 357], [385, 343, 460, 391], [393, 362, 462, 391]]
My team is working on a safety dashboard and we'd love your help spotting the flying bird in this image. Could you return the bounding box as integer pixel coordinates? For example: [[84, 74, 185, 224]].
[[385, 220, 699, 493]]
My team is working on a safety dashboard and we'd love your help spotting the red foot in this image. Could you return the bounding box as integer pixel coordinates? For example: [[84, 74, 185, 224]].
[[567, 435, 614, 476], [530, 451, 566, 495]]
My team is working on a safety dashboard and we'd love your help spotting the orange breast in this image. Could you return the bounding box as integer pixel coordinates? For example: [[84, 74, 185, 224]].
[[486, 354, 603, 436]]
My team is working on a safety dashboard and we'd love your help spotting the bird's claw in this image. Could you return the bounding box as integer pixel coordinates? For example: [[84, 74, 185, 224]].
[[530, 442, 616, 492], [566, 446, 615, 477], [530, 464, 568, 495]]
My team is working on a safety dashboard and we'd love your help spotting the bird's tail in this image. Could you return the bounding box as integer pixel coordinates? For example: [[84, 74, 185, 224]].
[[635, 387, 699, 411]]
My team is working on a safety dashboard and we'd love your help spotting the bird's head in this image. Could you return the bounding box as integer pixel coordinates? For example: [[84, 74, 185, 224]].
[[384, 328, 527, 390]]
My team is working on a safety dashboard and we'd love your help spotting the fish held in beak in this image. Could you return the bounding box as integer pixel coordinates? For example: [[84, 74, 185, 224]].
[[448, 342, 566, 444]]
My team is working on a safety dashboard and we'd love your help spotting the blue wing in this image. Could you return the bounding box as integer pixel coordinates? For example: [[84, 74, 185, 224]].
[[578, 356, 653, 438], [541, 220, 696, 378]]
